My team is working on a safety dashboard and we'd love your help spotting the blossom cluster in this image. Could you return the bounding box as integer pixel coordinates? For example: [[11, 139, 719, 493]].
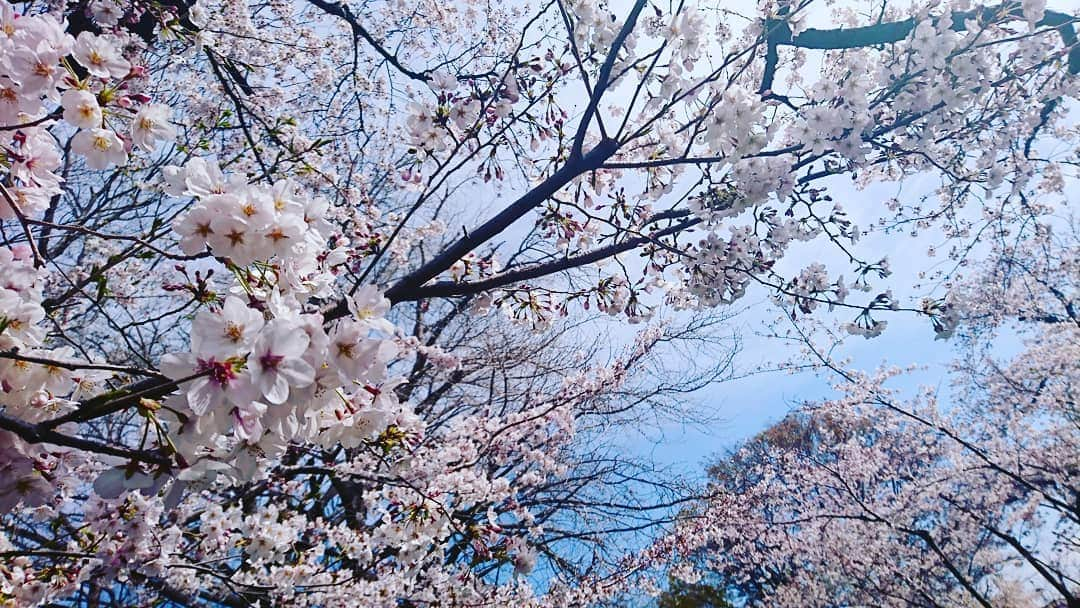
[[167, 157, 334, 271], [0, 246, 102, 423], [159, 288, 403, 481], [154, 157, 421, 479], [406, 69, 519, 159], [1, 3, 175, 219], [0, 245, 110, 533], [0, 0, 1076, 605]]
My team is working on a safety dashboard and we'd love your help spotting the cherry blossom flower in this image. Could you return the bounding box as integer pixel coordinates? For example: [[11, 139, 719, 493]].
[[161, 353, 256, 416], [130, 103, 176, 151], [1023, 0, 1047, 26], [247, 319, 315, 405], [191, 296, 265, 358], [347, 285, 395, 334], [10, 130, 62, 188], [231, 400, 267, 442], [430, 69, 459, 92], [172, 203, 218, 255], [70, 128, 127, 169], [89, 0, 125, 26], [206, 213, 256, 264], [72, 32, 131, 79], [0, 431, 51, 513], [328, 320, 384, 382], [60, 88, 102, 129]]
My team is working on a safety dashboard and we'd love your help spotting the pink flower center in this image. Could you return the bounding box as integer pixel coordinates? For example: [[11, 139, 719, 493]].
[[198, 358, 237, 387], [259, 352, 284, 371]]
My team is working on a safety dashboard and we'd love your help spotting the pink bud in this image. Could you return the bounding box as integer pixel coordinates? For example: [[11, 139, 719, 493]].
[[10, 244, 32, 260], [131, 93, 152, 104], [30, 391, 50, 409], [118, 131, 134, 153], [128, 65, 148, 79]]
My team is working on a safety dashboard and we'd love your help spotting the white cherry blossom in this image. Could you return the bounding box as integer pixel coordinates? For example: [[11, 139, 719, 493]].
[[71, 128, 127, 169]]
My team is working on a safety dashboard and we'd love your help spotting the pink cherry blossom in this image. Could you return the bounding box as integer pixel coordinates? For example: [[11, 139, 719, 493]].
[[247, 318, 315, 404], [60, 88, 102, 130], [130, 103, 176, 151], [72, 31, 131, 80], [70, 127, 127, 169]]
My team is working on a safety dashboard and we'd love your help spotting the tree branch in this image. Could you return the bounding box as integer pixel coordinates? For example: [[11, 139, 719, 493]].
[[393, 213, 698, 301], [0, 413, 171, 467], [327, 138, 620, 316], [759, 3, 1080, 93]]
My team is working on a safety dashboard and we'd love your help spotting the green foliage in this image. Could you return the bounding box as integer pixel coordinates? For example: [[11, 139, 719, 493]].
[[657, 578, 731, 608]]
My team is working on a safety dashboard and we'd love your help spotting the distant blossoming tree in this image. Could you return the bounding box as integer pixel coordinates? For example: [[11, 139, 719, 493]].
[[638, 221, 1079, 607]]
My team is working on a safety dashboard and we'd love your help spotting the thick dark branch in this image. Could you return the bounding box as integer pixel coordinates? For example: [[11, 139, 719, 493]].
[[0, 349, 164, 377], [760, 3, 1080, 92], [948, 498, 1079, 604], [206, 50, 270, 179], [571, 0, 647, 158], [0, 413, 171, 467], [907, 528, 995, 608], [42, 370, 209, 429], [349, 138, 620, 311], [393, 213, 699, 301], [758, 5, 790, 94], [794, 4, 1076, 60]]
